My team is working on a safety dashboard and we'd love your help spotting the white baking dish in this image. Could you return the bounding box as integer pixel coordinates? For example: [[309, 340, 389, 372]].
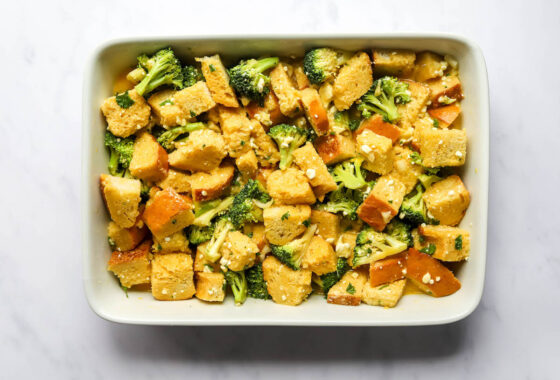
[[82, 34, 489, 326]]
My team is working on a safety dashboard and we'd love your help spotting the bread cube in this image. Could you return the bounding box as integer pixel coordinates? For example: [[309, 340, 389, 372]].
[[220, 231, 259, 271], [420, 128, 467, 168], [266, 168, 316, 205], [129, 132, 168, 182], [369, 252, 406, 287], [107, 221, 147, 252], [195, 272, 226, 302], [428, 104, 461, 128], [418, 225, 470, 262], [411, 114, 437, 151], [250, 119, 280, 167], [196, 55, 239, 108], [151, 253, 196, 301], [413, 52, 448, 82], [362, 279, 406, 307], [335, 231, 358, 258], [372, 49, 416, 76], [404, 248, 461, 297], [217, 106, 252, 157], [293, 63, 310, 90], [156, 168, 191, 194], [142, 188, 195, 239], [292, 142, 337, 200], [189, 163, 235, 202], [194, 242, 221, 272], [270, 62, 301, 117], [262, 256, 312, 306], [356, 129, 394, 175], [310, 210, 340, 244], [300, 88, 330, 136], [246, 92, 285, 127], [357, 176, 406, 231], [327, 270, 367, 306], [255, 167, 274, 188], [100, 89, 152, 138], [423, 175, 470, 226], [302, 236, 337, 275], [235, 149, 259, 180], [152, 230, 191, 254], [100, 174, 142, 228], [387, 146, 423, 193], [243, 223, 268, 251], [107, 240, 152, 288], [355, 115, 401, 144], [263, 205, 311, 245], [174, 81, 216, 118], [168, 129, 227, 172], [397, 79, 430, 130], [333, 52, 373, 111], [147, 89, 187, 127], [315, 133, 356, 165], [427, 75, 463, 108]]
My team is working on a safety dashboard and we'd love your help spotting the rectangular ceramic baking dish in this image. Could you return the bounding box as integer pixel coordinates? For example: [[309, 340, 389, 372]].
[[82, 33, 489, 326]]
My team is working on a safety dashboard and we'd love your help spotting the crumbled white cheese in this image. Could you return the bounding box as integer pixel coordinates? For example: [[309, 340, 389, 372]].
[[402, 268, 407, 275], [201, 190, 208, 196], [351, 272, 359, 279], [456, 151, 463, 158], [381, 211, 393, 223], [435, 276, 441, 282], [326, 237, 334, 244], [361, 144, 372, 154], [422, 273, 432, 284], [281, 295, 287, 301], [306, 168, 316, 180]]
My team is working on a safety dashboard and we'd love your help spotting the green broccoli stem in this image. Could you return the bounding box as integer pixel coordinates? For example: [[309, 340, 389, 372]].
[[279, 148, 292, 170], [135, 64, 168, 96], [108, 149, 120, 176], [204, 221, 233, 262], [252, 57, 280, 73]]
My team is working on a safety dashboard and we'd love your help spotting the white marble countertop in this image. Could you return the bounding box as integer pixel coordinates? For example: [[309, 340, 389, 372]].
[[1, 0, 558, 378]]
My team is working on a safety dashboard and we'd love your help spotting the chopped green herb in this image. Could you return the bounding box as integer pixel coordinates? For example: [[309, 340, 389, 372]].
[[455, 235, 463, 250], [433, 119, 440, 128], [388, 200, 393, 204], [159, 99, 174, 106], [281, 212, 290, 221], [302, 219, 311, 227], [346, 283, 356, 294], [330, 131, 336, 136], [419, 235, 426, 244], [420, 243, 436, 255], [410, 151, 422, 165], [172, 219, 177, 224], [121, 285, 129, 298], [240, 140, 246, 146], [116, 90, 134, 109], [247, 232, 254, 238], [209, 64, 216, 72], [108, 237, 116, 249]]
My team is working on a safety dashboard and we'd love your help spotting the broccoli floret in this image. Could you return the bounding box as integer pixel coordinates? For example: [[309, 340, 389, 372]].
[[271, 224, 317, 270], [303, 48, 345, 85], [156, 122, 206, 151], [104, 131, 135, 177], [333, 110, 361, 132], [384, 219, 413, 248], [314, 257, 351, 296], [267, 124, 308, 170], [410, 151, 443, 181], [188, 224, 214, 245], [246, 263, 270, 299], [357, 76, 412, 123], [398, 184, 434, 226], [418, 173, 442, 189], [193, 196, 234, 227], [182, 65, 203, 87], [224, 270, 247, 305], [134, 48, 184, 96], [315, 185, 361, 220], [352, 227, 408, 267], [228, 57, 279, 104], [331, 158, 367, 190]]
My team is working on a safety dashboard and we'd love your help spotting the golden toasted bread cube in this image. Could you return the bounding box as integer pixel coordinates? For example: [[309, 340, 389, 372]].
[[293, 62, 310, 90], [263, 205, 311, 245], [270, 62, 301, 117], [220, 231, 260, 271], [195, 272, 226, 302], [292, 142, 337, 200], [362, 279, 406, 307], [151, 253, 196, 301], [107, 240, 152, 288], [372, 49, 416, 76], [413, 51, 448, 82], [262, 256, 312, 306], [404, 249, 461, 297], [387, 146, 424, 193], [327, 270, 368, 306], [310, 210, 340, 244], [300, 88, 330, 136], [315, 133, 356, 165], [107, 221, 147, 252], [194, 242, 221, 272], [249, 120, 281, 167], [129, 132, 168, 182], [411, 114, 437, 150], [100, 89, 152, 138], [246, 92, 285, 127], [147, 89, 187, 127], [100, 174, 141, 228], [217, 106, 252, 157], [419, 128, 467, 168], [302, 236, 337, 275], [189, 163, 235, 202], [357, 176, 406, 231], [196, 55, 239, 108], [152, 230, 191, 254], [335, 231, 358, 258], [397, 79, 431, 130], [418, 225, 470, 262], [243, 223, 268, 252], [423, 175, 470, 226], [266, 168, 316, 205], [333, 52, 373, 111], [235, 149, 259, 180], [174, 81, 216, 118], [156, 168, 191, 194], [356, 129, 394, 175], [369, 252, 406, 287], [427, 75, 463, 108], [168, 129, 227, 172], [142, 188, 195, 239]]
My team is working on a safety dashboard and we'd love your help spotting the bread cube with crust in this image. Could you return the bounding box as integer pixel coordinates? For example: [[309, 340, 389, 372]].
[[195, 272, 226, 302], [266, 168, 316, 205], [292, 142, 337, 200], [263, 205, 311, 245], [151, 252, 196, 301], [355, 115, 401, 144], [356, 129, 394, 175], [152, 230, 191, 254], [418, 225, 470, 262], [369, 252, 406, 287], [333, 52, 373, 111], [129, 131, 168, 182], [101, 89, 152, 138], [250, 119, 280, 167], [327, 270, 368, 306], [357, 176, 406, 231], [189, 163, 235, 202], [217, 106, 252, 157], [174, 81, 216, 118], [427, 75, 463, 108], [142, 188, 195, 239], [293, 62, 310, 90], [262, 256, 312, 306], [270, 62, 301, 117], [168, 129, 227, 172], [362, 279, 406, 307], [397, 79, 431, 130], [423, 175, 470, 226], [413, 51, 448, 82], [156, 168, 191, 194], [194, 242, 221, 272], [372, 49, 416, 76], [300, 88, 330, 136], [315, 133, 356, 165], [220, 231, 259, 271], [107, 221, 147, 252], [196, 55, 239, 108], [107, 240, 152, 288], [246, 92, 285, 127], [404, 248, 461, 297], [243, 223, 268, 251], [335, 231, 358, 258], [302, 236, 337, 275], [100, 174, 142, 228], [310, 210, 340, 244], [428, 104, 461, 128], [147, 89, 187, 127], [387, 146, 424, 193], [235, 149, 259, 180], [419, 128, 467, 168]]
